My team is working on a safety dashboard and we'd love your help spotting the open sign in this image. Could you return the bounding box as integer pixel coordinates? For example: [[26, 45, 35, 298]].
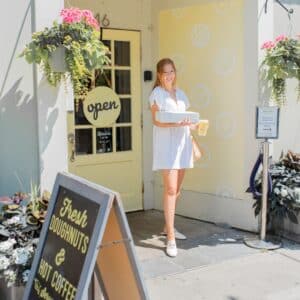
[[83, 87, 121, 127]]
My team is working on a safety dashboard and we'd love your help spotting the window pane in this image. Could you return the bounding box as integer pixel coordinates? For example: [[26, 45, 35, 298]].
[[102, 40, 111, 63], [116, 126, 131, 151], [116, 98, 131, 123], [102, 40, 111, 51], [75, 100, 91, 125], [96, 128, 113, 153], [95, 69, 112, 88], [115, 70, 131, 94], [75, 129, 92, 155], [115, 41, 130, 66]]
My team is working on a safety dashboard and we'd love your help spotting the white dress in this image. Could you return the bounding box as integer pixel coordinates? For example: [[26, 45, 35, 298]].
[[149, 86, 193, 171]]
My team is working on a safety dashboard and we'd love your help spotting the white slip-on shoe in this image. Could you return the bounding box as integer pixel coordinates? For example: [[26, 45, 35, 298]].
[[166, 240, 177, 257], [161, 228, 187, 240]]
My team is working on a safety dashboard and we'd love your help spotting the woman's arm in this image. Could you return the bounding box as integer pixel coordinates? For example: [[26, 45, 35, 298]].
[[150, 103, 191, 128]]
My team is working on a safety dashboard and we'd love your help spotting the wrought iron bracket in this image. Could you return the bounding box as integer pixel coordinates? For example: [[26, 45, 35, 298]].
[[265, 0, 294, 14]]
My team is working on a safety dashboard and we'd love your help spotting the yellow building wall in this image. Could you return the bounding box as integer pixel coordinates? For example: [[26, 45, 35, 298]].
[[159, 0, 245, 199]]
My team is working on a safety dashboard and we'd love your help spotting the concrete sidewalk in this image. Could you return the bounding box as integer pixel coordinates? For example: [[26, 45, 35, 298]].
[[127, 210, 300, 300]]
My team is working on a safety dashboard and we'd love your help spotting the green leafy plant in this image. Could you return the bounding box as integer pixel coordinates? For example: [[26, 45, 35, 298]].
[[0, 186, 50, 287], [252, 151, 300, 228], [20, 8, 110, 100], [260, 34, 300, 106]]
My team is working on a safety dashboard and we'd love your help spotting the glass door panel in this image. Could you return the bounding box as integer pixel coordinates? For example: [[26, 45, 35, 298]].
[[116, 127, 131, 151], [116, 98, 131, 123], [115, 41, 130, 66], [115, 70, 131, 94], [75, 129, 93, 155]]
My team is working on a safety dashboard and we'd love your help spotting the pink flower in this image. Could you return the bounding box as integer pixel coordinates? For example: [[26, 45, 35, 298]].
[[60, 8, 99, 30], [82, 10, 93, 18], [275, 35, 287, 43], [261, 41, 275, 50]]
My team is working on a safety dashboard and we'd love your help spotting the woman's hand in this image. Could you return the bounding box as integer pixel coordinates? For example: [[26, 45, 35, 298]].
[[189, 123, 198, 130], [179, 118, 192, 127]]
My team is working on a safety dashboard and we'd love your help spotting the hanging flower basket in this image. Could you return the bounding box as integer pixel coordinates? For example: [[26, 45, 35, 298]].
[[48, 45, 67, 73], [20, 8, 110, 100], [260, 34, 300, 106]]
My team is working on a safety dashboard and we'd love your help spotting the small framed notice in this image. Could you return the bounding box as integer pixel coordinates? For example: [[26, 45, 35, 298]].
[[256, 106, 280, 139]]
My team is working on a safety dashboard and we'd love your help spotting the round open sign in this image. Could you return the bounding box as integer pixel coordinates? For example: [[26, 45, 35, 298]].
[[83, 87, 121, 127]]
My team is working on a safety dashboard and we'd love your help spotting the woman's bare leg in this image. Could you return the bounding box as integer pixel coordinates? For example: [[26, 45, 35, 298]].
[[162, 169, 179, 241], [163, 169, 186, 233], [175, 169, 185, 207]]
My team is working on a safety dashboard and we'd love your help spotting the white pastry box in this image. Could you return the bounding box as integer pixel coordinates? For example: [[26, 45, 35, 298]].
[[155, 111, 200, 123]]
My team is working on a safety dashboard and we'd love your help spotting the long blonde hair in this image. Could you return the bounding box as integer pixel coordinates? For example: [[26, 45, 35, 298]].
[[153, 58, 177, 90]]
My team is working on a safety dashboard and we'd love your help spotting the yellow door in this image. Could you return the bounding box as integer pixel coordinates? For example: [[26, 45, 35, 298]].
[[67, 29, 142, 211]]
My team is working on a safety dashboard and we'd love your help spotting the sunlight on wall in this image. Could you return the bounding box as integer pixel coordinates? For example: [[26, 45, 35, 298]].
[[159, 0, 245, 199]]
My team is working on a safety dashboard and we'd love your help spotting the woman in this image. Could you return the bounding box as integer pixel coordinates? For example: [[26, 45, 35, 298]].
[[149, 58, 195, 257]]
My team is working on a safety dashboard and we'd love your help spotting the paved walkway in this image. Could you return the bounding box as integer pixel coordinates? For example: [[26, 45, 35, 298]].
[[127, 210, 300, 300]]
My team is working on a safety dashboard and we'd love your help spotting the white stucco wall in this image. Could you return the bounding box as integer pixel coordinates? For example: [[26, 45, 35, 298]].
[[34, 0, 69, 193], [0, 0, 69, 196], [258, 0, 300, 158], [0, 1, 39, 195], [273, 0, 300, 157]]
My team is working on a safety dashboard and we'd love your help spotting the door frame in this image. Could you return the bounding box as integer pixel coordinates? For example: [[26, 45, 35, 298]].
[[67, 28, 144, 211]]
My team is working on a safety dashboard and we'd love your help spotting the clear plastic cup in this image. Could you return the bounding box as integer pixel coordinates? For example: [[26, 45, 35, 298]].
[[197, 120, 209, 136]]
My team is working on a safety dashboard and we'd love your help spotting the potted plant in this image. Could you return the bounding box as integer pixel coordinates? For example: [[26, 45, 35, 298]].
[[0, 187, 50, 296], [20, 8, 110, 100], [260, 34, 300, 105], [251, 151, 300, 236]]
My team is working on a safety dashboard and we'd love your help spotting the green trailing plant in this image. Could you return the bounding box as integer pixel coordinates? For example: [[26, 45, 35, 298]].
[[20, 8, 110, 100], [260, 34, 300, 106], [252, 151, 300, 228]]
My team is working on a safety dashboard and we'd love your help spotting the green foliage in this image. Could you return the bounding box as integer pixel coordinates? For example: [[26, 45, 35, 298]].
[[260, 36, 300, 106], [20, 21, 110, 99], [0, 186, 50, 287], [252, 151, 300, 227]]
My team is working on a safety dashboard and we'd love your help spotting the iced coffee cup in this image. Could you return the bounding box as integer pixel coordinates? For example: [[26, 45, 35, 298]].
[[197, 120, 209, 136]]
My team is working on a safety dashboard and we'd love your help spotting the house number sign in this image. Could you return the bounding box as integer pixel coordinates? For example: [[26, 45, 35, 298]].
[[95, 13, 110, 27], [83, 87, 121, 127]]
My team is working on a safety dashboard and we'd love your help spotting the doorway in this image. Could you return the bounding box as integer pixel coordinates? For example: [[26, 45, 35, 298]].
[[67, 29, 143, 211]]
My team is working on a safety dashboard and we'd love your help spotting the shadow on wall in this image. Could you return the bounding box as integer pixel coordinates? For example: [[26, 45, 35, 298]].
[[36, 78, 60, 166], [0, 1, 37, 195], [0, 78, 39, 195], [0, 77, 60, 196], [0, 1, 61, 196]]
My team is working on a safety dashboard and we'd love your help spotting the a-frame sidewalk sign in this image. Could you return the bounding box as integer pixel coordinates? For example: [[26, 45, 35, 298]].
[[22, 172, 148, 300]]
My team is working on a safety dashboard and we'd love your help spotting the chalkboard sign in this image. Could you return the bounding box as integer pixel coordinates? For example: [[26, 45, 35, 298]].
[[97, 129, 113, 153], [23, 172, 148, 300], [23, 173, 113, 300]]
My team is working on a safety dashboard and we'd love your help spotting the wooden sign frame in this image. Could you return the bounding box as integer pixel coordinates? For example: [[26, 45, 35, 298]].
[[23, 172, 148, 300]]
